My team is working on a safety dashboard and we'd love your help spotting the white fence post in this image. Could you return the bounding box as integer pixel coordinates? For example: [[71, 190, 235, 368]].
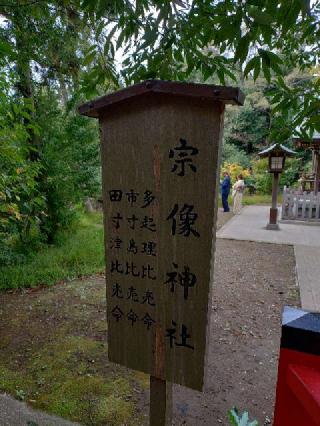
[[281, 188, 320, 222]]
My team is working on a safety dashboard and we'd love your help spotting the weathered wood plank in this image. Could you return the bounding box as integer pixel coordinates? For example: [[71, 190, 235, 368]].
[[99, 93, 224, 391]]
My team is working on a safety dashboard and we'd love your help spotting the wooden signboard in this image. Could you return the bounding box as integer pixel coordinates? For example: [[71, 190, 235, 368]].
[[79, 80, 244, 392]]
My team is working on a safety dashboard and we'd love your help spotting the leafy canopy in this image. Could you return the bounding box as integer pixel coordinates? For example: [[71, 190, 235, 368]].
[[79, 0, 319, 139], [1, 1, 319, 138]]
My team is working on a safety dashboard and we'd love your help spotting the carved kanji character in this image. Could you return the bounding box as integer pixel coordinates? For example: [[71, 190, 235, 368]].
[[169, 138, 198, 176]]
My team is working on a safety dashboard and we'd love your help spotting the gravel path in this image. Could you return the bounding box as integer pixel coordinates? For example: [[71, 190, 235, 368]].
[[0, 394, 78, 426], [171, 212, 299, 425]]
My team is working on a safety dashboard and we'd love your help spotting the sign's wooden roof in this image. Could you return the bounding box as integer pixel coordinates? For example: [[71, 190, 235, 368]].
[[78, 79, 245, 118]]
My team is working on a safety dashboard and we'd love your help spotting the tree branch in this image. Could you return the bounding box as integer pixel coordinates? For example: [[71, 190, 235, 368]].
[[0, 0, 46, 7]]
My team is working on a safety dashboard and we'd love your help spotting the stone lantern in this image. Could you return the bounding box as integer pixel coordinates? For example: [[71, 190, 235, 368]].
[[259, 143, 296, 229]]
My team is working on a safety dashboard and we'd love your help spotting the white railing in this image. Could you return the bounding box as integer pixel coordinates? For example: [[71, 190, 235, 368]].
[[282, 188, 320, 221]]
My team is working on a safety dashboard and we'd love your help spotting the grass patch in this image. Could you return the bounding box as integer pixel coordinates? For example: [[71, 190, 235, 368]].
[[0, 277, 147, 425], [218, 193, 282, 208], [0, 213, 104, 290], [0, 336, 140, 425], [38, 376, 135, 425], [242, 193, 280, 205], [0, 366, 36, 403], [1, 198, 282, 290]]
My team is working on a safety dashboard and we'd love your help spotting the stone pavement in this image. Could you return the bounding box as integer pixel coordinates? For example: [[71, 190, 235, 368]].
[[217, 205, 320, 312], [217, 205, 320, 247], [294, 245, 320, 311], [0, 394, 79, 426]]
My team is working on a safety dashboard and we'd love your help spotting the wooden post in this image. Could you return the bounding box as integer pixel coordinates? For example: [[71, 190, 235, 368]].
[[267, 172, 280, 230], [271, 172, 279, 209], [150, 323, 172, 425], [150, 377, 172, 425]]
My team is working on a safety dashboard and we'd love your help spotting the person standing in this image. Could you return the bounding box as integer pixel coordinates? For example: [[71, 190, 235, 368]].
[[232, 174, 245, 214], [221, 171, 231, 212]]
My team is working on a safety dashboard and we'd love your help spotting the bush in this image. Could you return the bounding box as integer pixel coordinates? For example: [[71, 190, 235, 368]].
[[280, 158, 301, 188], [251, 159, 272, 194], [221, 162, 251, 186], [35, 91, 100, 243], [0, 72, 46, 262], [222, 142, 251, 168], [251, 157, 301, 194]]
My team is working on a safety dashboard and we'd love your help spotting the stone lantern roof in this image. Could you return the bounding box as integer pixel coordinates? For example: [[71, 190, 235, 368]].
[[258, 143, 296, 158]]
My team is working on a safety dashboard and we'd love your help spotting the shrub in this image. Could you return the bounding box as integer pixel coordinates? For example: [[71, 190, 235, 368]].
[[251, 158, 272, 194], [221, 162, 251, 185], [251, 157, 301, 194], [222, 142, 251, 168]]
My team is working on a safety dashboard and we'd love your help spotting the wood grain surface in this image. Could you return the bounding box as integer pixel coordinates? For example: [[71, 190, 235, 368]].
[[99, 92, 224, 391]]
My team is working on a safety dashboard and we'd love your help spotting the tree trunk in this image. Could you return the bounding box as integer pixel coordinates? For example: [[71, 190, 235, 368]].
[[14, 10, 39, 162]]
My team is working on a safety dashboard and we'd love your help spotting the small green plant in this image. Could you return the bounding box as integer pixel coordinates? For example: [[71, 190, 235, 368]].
[[15, 389, 26, 401], [229, 408, 259, 426]]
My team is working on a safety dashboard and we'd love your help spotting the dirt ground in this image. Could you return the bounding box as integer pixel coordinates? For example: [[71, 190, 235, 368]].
[[0, 212, 299, 425]]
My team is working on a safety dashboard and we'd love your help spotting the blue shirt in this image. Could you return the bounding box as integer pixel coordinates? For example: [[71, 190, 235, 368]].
[[221, 175, 231, 195]]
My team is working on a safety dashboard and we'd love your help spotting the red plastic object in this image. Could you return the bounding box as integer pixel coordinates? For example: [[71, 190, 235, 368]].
[[287, 364, 320, 425], [274, 348, 320, 426]]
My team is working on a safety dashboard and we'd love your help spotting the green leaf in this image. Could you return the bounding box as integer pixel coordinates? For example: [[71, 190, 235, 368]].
[[229, 408, 240, 425], [96, 21, 105, 38], [247, 6, 274, 25], [261, 51, 283, 75], [309, 116, 320, 132], [0, 40, 13, 58], [277, 76, 289, 91], [270, 92, 283, 104], [217, 68, 225, 85], [263, 50, 283, 65], [83, 51, 96, 66], [21, 111, 32, 120], [234, 35, 251, 64], [253, 57, 261, 81], [173, 49, 183, 63], [228, 408, 259, 426], [243, 57, 260, 77], [116, 30, 126, 50], [81, 0, 95, 12], [106, 25, 118, 44]]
